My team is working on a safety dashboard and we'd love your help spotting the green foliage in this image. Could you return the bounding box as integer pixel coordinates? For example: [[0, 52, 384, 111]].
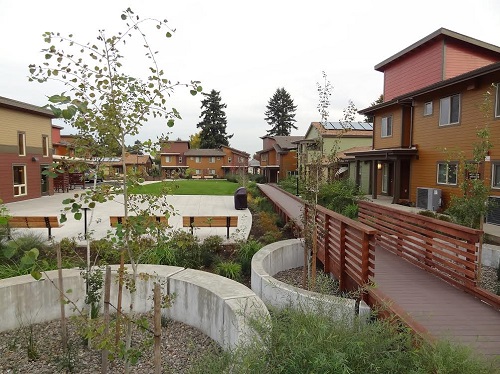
[[190, 307, 498, 373], [445, 127, 493, 229], [277, 175, 301, 195], [214, 261, 241, 281], [236, 239, 262, 276], [130, 180, 239, 195], [81, 267, 104, 319], [264, 87, 298, 136], [251, 211, 283, 245], [59, 237, 78, 256], [91, 238, 120, 264], [197, 89, 233, 148], [317, 179, 364, 218]]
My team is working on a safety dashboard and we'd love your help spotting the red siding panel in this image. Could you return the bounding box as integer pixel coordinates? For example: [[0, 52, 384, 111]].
[[384, 41, 443, 101], [444, 40, 500, 80]]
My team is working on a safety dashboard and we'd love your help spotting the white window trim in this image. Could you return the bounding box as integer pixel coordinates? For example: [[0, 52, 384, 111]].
[[18, 132, 26, 156], [209, 157, 215, 163], [492, 163, 500, 189], [424, 101, 433, 116], [439, 94, 460, 126], [495, 84, 500, 118], [13, 165, 27, 196], [381, 116, 392, 138], [165, 156, 171, 163], [195, 157, 201, 163], [437, 162, 458, 185], [42, 135, 49, 157]]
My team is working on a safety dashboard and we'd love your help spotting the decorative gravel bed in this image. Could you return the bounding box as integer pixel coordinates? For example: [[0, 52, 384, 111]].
[[0, 314, 219, 373]]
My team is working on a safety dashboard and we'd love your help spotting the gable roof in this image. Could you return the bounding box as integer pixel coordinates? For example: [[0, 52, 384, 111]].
[[161, 140, 190, 154], [305, 122, 373, 138], [375, 28, 500, 72], [220, 145, 250, 157], [0, 96, 54, 118], [123, 154, 152, 165], [184, 148, 226, 157], [360, 61, 500, 114]]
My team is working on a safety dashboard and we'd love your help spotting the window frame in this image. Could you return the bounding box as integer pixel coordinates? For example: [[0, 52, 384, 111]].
[[195, 156, 201, 163], [209, 156, 215, 163], [492, 163, 500, 189], [381, 116, 392, 138], [165, 156, 171, 163], [18, 132, 26, 156], [437, 162, 458, 185], [424, 101, 433, 116], [439, 94, 460, 126], [13, 165, 27, 196], [42, 135, 49, 157], [495, 84, 500, 119]]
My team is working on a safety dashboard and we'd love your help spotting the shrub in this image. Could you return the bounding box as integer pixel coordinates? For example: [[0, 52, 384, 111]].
[[167, 230, 204, 269], [317, 179, 363, 218], [277, 175, 300, 195], [236, 240, 262, 275], [91, 238, 120, 264], [252, 211, 282, 245], [59, 237, 78, 256], [214, 261, 241, 281], [2, 232, 50, 262]]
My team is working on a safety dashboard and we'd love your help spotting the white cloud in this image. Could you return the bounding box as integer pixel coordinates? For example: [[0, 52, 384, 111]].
[[1, 0, 499, 155]]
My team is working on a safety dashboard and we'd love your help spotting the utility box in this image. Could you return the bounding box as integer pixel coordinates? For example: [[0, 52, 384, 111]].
[[234, 187, 247, 210]]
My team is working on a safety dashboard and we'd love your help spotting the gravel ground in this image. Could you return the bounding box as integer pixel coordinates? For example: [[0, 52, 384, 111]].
[[0, 314, 219, 373]]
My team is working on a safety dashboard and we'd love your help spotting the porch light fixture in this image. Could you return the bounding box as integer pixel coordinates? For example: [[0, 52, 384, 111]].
[[377, 162, 382, 170]]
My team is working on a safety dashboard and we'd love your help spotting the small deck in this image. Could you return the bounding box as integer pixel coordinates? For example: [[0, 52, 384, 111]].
[[258, 183, 500, 360]]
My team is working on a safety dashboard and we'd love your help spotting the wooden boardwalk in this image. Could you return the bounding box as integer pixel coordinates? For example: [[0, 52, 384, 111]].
[[258, 184, 500, 360]]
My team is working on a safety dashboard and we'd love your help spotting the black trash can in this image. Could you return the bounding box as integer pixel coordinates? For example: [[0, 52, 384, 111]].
[[234, 187, 247, 210]]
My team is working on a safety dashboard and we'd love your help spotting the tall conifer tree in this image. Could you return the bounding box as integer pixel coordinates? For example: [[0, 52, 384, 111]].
[[264, 88, 298, 136], [197, 89, 233, 148]]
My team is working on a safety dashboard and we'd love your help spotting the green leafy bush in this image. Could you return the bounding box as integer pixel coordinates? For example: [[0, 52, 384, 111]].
[[236, 240, 262, 276], [214, 261, 241, 281], [317, 179, 363, 218]]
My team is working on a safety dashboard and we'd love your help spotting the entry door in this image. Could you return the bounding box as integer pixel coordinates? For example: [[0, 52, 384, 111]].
[[381, 164, 389, 194], [41, 165, 49, 195]]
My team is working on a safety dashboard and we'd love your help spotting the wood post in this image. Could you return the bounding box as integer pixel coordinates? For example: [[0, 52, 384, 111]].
[[339, 222, 346, 292], [57, 244, 67, 351], [102, 266, 111, 374], [153, 283, 162, 374]]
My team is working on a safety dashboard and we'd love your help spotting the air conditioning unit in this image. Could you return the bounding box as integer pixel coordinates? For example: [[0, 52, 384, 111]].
[[486, 196, 500, 225], [416, 187, 442, 211]]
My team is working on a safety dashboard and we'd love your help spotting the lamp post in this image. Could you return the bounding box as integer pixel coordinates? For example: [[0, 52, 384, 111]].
[[296, 172, 299, 196]]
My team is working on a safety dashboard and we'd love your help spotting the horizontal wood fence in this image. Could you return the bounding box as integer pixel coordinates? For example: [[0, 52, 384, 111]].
[[305, 203, 376, 296], [358, 201, 500, 310]]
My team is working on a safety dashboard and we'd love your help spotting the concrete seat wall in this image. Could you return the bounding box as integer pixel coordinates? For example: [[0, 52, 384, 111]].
[[251, 239, 370, 323], [0, 264, 269, 350]]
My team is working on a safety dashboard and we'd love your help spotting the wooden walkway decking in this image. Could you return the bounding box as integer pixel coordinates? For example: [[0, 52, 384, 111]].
[[258, 184, 500, 359]]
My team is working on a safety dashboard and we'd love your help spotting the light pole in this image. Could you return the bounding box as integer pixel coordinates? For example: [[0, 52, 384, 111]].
[[296, 171, 299, 196]]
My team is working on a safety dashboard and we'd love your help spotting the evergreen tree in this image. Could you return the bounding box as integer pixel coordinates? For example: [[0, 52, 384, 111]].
[[197, 89, 233, 148], [265, 88, 298, 136]]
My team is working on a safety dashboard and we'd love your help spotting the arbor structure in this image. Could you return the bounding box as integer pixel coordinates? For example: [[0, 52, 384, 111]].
[[197, 90, 232, 148], [264, 88, 297, 136]]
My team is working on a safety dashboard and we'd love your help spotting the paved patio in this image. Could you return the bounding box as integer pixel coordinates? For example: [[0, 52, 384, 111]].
[[3, 184, 252, 245]]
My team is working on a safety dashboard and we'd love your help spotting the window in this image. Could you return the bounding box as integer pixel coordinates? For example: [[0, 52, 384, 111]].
[[195, 157, 201, 163], [439, 94, 460, 126], [195, 169, 201, 175], [381, 116, 392, 137], [437, 162, 458, 185], [495, 84, 500, 118], [424, 101, 433, 116], [42, 135, 49, 157], [165, 156, 171, 163], [178, 156, 182, 163], [492, 163, 500, 188], [261, 154, 267, 162], [209, 169, 216, 175], [228, 157, 232, 163], [18, 132, 26, 156], [13, 165, 27, 196], [238, 157, 244, 163], [209, 156, 215, 163]]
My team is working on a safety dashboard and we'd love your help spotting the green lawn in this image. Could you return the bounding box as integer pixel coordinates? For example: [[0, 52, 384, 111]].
[[131, 179, 240, 195]]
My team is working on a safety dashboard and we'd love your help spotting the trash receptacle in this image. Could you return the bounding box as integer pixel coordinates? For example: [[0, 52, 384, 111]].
[[234, 187, 247, 210]]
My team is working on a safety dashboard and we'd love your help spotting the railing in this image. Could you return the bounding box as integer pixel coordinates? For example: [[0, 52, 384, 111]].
[[358, 201, 500, 310], [305, 203, 376, 295]]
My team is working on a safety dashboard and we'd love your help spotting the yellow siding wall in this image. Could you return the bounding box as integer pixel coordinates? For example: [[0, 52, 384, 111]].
[[0, 107, 52, 148]]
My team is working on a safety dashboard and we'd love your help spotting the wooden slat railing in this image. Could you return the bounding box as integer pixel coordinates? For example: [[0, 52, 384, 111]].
[[359, 201, 500, 310], [305, 203, 376, 295]]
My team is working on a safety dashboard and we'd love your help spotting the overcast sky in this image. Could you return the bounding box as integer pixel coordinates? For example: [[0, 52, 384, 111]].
[[1, 0, 500, 156]]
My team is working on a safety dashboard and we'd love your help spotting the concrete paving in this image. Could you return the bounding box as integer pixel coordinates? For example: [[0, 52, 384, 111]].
[[3, 183, 252, 245]]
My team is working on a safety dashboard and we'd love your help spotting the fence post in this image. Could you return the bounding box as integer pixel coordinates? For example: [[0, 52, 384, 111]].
[[323, 214, 330, 273], [153, 283, 162, 374], [339, 221, 346, 292]]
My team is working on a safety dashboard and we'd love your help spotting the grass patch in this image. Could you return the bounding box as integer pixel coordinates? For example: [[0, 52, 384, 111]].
[[131, 180, 240, 195]]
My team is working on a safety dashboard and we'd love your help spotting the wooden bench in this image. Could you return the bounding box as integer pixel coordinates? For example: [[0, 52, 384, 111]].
[[192, 175, 202, 179], [109, 215, 168, 227], [7, 216, 61, 240], [182, 216, 238, 239], [203, 175, 214, 179]]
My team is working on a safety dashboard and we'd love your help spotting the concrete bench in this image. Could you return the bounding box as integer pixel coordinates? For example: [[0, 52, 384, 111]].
[[192, 175, 202, 179], [7, 216, 61, 240], [203, 175, 214, 179], [183, 216, 238, 239]]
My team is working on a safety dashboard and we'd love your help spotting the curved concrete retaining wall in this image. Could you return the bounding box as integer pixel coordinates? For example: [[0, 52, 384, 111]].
[[251, 239, 370, 323], [483, 244, 500, 268], [0, 264, 269, 350]]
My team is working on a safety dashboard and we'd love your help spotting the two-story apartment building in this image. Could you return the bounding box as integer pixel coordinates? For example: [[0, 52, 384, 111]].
[[296, 122, 373, 186], [160, 141, 249, 178], [0, 96, 55, 203], [348, 28, 500, 215], [257, 135, 303, 183]]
